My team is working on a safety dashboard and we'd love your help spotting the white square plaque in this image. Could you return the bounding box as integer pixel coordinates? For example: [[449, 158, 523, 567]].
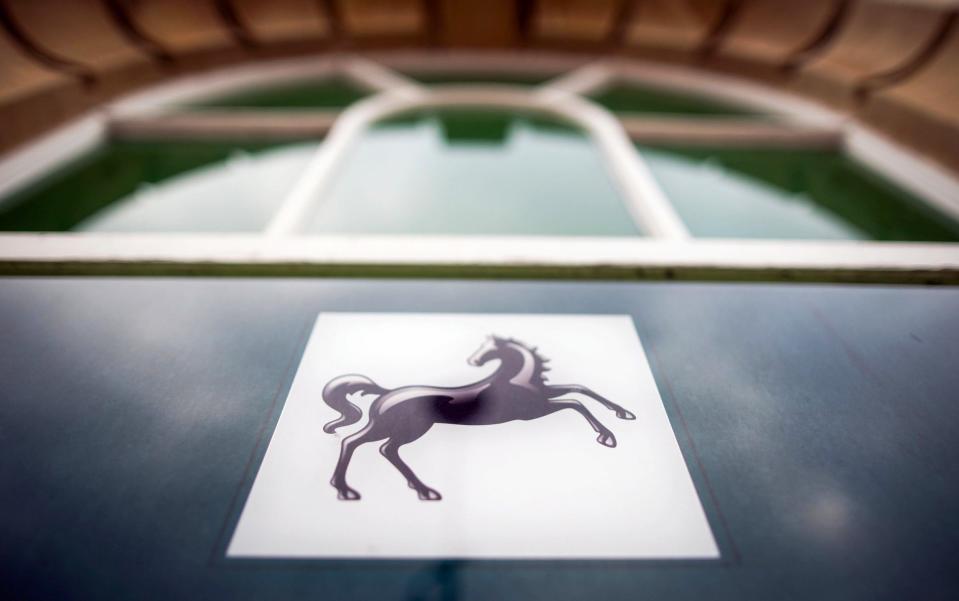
[[227, 313, 719, 559]]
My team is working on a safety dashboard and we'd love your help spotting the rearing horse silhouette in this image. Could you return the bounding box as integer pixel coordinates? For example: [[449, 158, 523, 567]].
[[322, 335, 636, 501]]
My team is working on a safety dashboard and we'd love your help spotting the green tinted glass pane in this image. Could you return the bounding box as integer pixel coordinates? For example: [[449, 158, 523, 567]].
[[187, 77, 368, 110], [403, 71, 556, 86], [305, 108, 641, 236], [639, 145, 959, 241], [590, 82, 757, 117], [0, 140, 316, 232]]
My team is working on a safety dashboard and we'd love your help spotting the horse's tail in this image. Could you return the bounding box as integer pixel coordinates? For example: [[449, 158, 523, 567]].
[[322, 374, 388, 433]]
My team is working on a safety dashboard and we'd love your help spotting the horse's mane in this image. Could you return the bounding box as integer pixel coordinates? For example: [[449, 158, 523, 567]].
[[500, 337, 551, 387]]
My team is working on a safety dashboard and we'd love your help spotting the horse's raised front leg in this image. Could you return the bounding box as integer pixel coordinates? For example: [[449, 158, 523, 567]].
[[379, 440, 442, 501], [545, 398, 618, 448], [546, 384, 636, 420], [331, 425, 378, 500]]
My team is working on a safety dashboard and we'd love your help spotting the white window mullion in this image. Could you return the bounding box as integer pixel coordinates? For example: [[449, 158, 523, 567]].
[[263, 88, 427, 237]]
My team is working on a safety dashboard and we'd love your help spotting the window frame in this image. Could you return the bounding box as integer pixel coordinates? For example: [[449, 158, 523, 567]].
[[0, 51, 957, 284]]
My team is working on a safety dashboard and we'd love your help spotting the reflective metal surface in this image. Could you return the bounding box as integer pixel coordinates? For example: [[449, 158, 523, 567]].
[[1, 278, 957, 599]]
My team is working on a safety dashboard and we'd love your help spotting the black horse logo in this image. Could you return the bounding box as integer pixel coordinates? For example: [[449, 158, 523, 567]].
[[322, 335, 636, 501]]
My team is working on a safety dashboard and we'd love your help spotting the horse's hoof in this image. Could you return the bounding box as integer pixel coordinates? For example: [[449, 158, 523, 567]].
[[417, 487, 442, 501], [597, 432, 617, 448], [337, 487, 361, 500], [617, 410, 636, 420]]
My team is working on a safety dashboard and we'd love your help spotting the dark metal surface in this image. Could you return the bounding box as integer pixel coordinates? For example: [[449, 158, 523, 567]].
[[1, 277, 957, 600]]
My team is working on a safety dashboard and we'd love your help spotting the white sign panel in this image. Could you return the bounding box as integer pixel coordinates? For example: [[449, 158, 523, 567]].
[[228, 313, 719, 559]]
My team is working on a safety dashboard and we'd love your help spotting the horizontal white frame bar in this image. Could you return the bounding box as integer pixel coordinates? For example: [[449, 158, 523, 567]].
[[1, 233, 956, 283], [109, 111, 340, 141], [107, 110, 842, 148], [620, 118, 842, 148]]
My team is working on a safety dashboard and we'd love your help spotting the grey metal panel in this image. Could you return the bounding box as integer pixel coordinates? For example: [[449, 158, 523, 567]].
[[0, 278, 957, 600]]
